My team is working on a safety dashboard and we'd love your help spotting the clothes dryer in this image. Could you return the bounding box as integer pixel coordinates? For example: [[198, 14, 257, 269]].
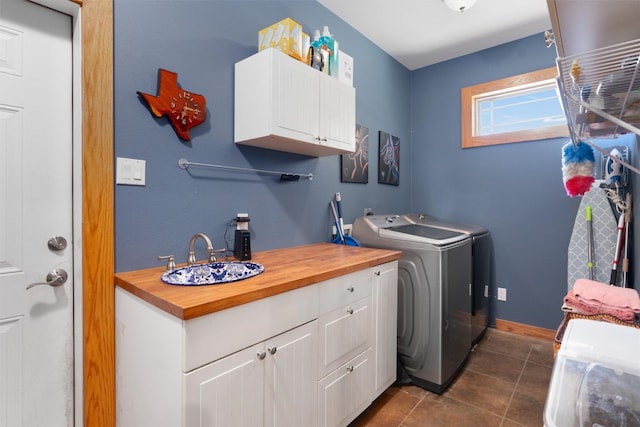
[[352, 214, 472, 393], [403, 213, 492, 347]]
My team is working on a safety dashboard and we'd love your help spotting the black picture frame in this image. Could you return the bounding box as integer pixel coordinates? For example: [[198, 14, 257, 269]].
[[378, 131, 399, 186]]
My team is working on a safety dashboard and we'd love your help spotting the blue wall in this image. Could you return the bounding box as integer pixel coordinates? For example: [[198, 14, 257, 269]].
[[409, 34, 638, 329], [409, 34, 581, 329], [114, 0, 411, 271], [114, 1, 638, 330]]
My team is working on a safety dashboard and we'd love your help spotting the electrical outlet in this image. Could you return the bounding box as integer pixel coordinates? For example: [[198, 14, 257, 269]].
[[497, 287, 507, 301]]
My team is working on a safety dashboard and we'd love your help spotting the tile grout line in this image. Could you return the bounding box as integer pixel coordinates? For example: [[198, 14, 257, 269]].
[[499, 344, 533, 427], [397, 393, 426, 427]]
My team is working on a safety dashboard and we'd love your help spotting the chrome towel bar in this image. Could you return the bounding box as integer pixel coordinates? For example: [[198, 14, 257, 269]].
[[178, 158, 314, 181]]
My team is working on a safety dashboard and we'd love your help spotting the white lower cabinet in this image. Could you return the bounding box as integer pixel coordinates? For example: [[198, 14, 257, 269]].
[[184, 342, 264, 427], [318, 348, 373, 427], [116, 261, 398, 427], [184, 320, 318, 427], [318, 296, 372, 378], [372, 263, 399, 397]]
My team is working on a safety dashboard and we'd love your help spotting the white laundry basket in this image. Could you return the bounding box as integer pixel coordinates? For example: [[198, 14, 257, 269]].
[[544, 319, 640, 426]]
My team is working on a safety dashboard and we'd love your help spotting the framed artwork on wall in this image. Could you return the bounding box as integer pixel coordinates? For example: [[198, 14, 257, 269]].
[[341, 123, 369, 183], [378, 131, 399, 186]]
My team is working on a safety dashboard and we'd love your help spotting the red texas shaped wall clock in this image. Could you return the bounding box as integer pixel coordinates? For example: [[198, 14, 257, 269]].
[[138, 69, 206, 141]]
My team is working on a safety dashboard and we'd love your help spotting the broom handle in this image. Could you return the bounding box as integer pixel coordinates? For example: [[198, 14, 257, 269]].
[[586, 206, 594, 280], [622, 194, 632, 287], [610, 213, 625, 286]]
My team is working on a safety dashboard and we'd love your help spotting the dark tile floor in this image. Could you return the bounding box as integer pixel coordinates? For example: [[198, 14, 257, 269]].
[[350, 328, 555, 427]]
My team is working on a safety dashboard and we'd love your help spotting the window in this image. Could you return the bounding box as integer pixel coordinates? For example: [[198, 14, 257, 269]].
[[461, 67, 568, 148]]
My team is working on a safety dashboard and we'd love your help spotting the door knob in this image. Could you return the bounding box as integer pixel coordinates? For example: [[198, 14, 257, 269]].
[[26, 268, 68, 290], [47, 236, 68, 251]]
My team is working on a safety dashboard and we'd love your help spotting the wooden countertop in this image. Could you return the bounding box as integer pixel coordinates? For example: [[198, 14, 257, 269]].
[[114, 242, 402, 320]]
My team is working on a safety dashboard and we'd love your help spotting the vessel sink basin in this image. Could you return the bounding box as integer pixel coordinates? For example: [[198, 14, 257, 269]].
[[160, 261, 264, 286]]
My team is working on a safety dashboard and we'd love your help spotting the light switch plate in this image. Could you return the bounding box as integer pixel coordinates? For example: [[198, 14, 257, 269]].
[[116, 157, 146, 186]]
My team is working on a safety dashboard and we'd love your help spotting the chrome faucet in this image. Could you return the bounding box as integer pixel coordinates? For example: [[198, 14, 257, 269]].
[[187, 233, 217, 265]]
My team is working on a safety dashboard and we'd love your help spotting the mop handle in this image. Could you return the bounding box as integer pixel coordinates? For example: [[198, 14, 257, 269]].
[[586, 206, 594, 280], [610, 213, 625, 286], [622, 194, 632, 287], [329, 201, 345, 243], [335, 192, 345, 234]]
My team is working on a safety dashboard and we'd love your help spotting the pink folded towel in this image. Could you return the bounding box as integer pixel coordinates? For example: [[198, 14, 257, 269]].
[[563, 289, 637, 321], [573, 279, 640, 312]]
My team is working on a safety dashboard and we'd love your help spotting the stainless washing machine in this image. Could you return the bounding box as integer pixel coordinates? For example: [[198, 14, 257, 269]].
[[403, 213, 492, 347], [352, 214, 472, 393]]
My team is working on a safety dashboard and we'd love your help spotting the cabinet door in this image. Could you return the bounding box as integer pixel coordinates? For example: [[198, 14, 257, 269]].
[[372, 262, 398, 398], [184, 342, 264, 427], [274, 53, 320, 143], [264, 320, 318, 427], [318, 74, 355, 152], [318, 348, 373, 427], [235, 48, 355, 156], [318, 296, 372, 378]]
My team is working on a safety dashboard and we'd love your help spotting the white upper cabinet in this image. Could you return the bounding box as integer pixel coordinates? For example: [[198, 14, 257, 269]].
[[234, 48, 355, 157]]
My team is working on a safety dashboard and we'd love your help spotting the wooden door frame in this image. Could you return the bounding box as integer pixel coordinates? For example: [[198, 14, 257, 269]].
[[78, 1, 115, 425]]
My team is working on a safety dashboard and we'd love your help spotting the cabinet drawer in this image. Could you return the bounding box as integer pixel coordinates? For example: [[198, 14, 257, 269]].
[[317, 348, 373, 427], [183, 282, 318, 372], [318, 296, 372, 378], [317, 268, 371, 315]]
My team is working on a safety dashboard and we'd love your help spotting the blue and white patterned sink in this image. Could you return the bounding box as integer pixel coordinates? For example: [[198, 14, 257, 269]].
[[160, 261, 264, 286]]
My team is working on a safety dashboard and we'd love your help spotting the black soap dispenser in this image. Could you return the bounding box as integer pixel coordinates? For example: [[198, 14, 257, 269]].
[[234, 213, 251, 260]]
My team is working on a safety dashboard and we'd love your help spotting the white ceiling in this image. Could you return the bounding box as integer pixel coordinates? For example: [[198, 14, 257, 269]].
[[318, 0, 553, 70]]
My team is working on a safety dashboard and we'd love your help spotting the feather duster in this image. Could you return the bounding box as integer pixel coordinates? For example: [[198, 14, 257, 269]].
[[562, 141, 595, 196]]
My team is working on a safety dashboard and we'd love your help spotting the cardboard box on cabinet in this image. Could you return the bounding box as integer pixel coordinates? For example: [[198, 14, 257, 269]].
[[258, 17, 304, 61]]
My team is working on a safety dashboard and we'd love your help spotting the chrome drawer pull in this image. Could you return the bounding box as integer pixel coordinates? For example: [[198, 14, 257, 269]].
[[268, 347, 277, 355], [346, 366, 354, 372], [257, 351, 266, 360], [347, 308, 354, 315], [347, 286, 354, 292]]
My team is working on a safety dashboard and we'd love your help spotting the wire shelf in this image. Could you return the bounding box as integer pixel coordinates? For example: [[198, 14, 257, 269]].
[[557, 38, 640, 141]]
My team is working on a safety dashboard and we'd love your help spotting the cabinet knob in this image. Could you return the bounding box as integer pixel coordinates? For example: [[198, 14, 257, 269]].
[[346, 366, 354, 373], [374, 271, 381, 276], [268, 346, 277, 355], [347, 308, 354, 315], [347, 286, 354, 292], [257, 351, 266, 360]]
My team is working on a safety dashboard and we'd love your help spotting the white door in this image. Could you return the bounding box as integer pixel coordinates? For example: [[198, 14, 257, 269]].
[[0, 0, 73, 426]]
